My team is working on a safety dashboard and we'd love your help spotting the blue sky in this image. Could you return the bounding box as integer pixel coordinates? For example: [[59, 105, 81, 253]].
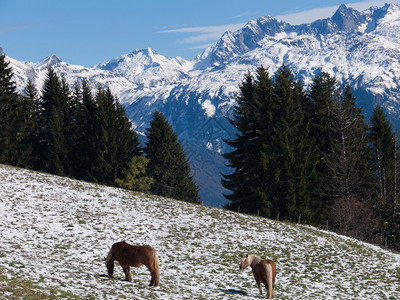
[[0, 0, 398, 67]]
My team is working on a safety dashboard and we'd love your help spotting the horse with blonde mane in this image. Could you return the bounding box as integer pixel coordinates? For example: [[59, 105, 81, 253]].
[[239, 253, 276, 298], [104, 241, 160, 287]]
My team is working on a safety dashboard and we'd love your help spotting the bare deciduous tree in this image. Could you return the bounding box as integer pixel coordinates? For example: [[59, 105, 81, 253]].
[[328, 196, 381, 244]]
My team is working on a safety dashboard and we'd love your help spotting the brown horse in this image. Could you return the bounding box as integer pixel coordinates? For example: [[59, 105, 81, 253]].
[[239, 254, 276, 299], [104, 241, 160, 287]]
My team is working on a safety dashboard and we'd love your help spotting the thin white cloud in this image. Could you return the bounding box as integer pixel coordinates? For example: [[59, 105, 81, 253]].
[[277, 6, 340, 24], [178, 32, 225, 44], [0, 22, 45, 34], [156, 24, 188, 31], [277, 0, 400, 25], [159, 23, 245, 35], [159, 22, 245, 49], [230, 11, 255, 20], [189, 43, 213, 50]]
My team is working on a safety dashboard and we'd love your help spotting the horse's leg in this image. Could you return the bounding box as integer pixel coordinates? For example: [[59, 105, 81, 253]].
[[123, 265, 133, 282], [272, 280, 275, 298], [153, 272, 160, 287], [149, 275, 154, 287], [148, 267, 156, 286], [154, 276, 159, 287], [263, 280, 271, 299], [264, 280, 275, 299], [257, 281, 263, 295]]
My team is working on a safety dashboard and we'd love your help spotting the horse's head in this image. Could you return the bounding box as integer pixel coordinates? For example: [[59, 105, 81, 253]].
[[239, 253, 249, 270], [104, 251, 114, 277], [105, 258, 114, 276]]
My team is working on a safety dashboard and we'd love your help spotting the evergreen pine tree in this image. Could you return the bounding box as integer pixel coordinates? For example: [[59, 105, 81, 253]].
[[370, 106, 396, 205], [144, 110, 200, 203], [221, 72, 252, 212], [222, 71, 248, 211], [17, 80, 39, 168], [115, 156, 153, 192], [249, 67, 276, 216], [114, 100, 142, 179], [223, 66, 320, 222], [91, 86, 142, 185], [72, 81, 99, 181], [222, 68, 273, 215], [305, 72, 337, 157], [270, 66, 321, 223], [57, 78, 78, 176], [91, 87, 118, 184], [0, 54, 24, 165], [369, 105, 399, 248], [303, 72, 338, 213], [34, 66, 70, 175], [59, 77, 76, 176]]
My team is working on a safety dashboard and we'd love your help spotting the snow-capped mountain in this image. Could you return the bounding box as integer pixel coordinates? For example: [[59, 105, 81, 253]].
[[95, 48, 192, 84], [6, 3, 400, 206]]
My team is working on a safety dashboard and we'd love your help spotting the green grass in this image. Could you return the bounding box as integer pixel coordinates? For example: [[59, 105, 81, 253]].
[[0, 268, 84, 300]]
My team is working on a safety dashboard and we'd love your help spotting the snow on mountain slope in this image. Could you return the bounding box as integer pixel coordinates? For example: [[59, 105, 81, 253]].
[[95, 48, 192, 84], [6, 3, 400, 207], [1, 164, 400, 299], [10, 54, 139, 104]]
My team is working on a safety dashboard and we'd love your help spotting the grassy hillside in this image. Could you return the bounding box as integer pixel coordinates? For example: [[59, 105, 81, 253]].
[[0, 164, 399, 299]]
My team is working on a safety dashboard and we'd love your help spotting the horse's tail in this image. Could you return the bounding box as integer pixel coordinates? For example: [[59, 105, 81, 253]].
[[153, 250, 160, 287], [266, 263, 274, 299]]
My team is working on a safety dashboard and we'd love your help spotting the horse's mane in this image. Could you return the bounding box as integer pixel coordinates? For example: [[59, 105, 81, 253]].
[[247, 254, 263, 267], [113, 240, 126, 247]]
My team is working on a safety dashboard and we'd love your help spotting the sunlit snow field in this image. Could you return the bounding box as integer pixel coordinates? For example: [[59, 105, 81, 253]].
[[0, 164, 400, 299]]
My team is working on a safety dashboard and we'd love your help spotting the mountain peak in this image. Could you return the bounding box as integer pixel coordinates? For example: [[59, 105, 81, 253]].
[[338, 4, 349, 11], [36, 55, 62, 68], [130, 48, 157, 56], [194, 14, 288, 69], [331, 3, 364, 32]]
